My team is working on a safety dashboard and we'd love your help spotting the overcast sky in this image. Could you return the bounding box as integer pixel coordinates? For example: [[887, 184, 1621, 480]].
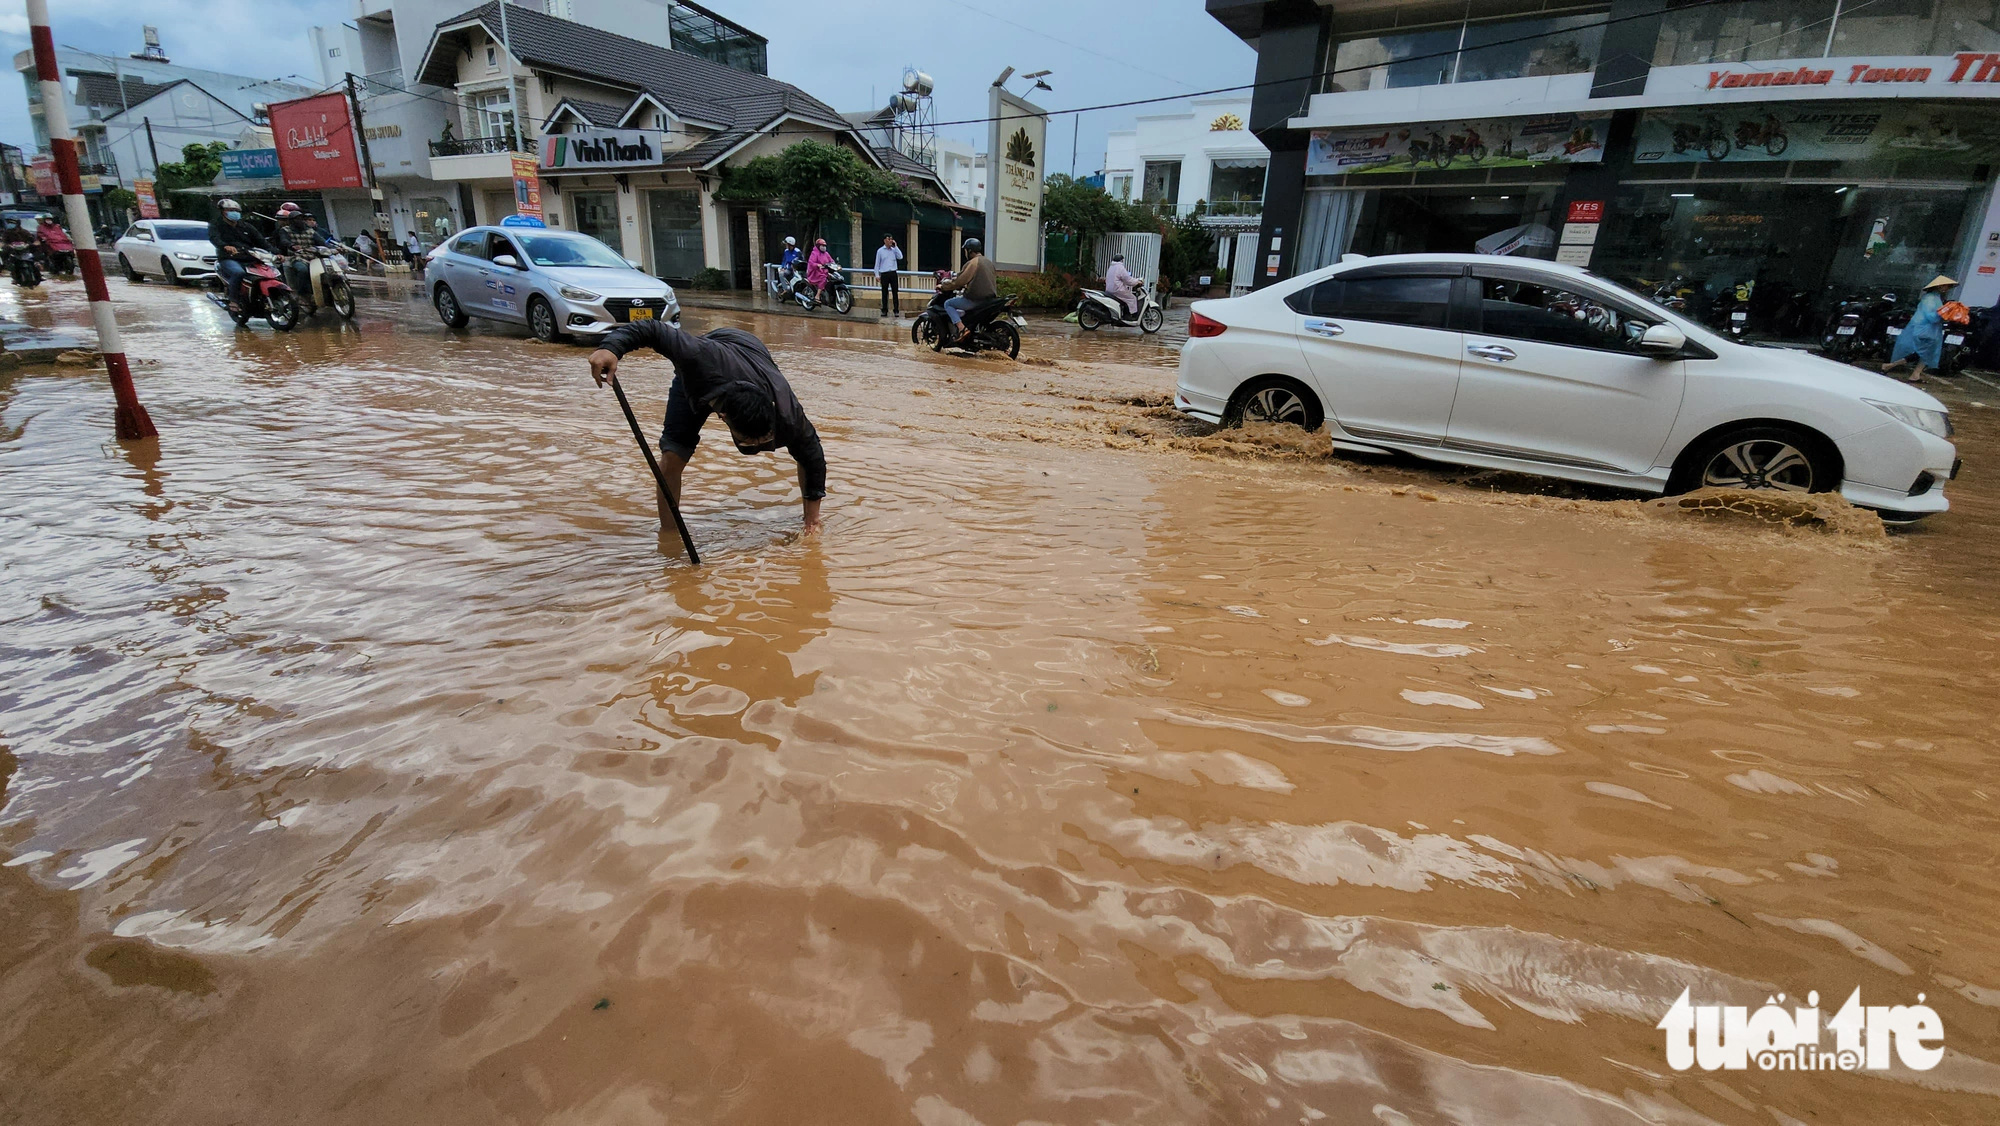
[[0, 0, 1255, 173]]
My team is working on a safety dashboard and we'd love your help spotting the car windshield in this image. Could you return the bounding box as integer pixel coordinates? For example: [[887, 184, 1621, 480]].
[[515, 233, 627, 269], [1581, 270, 1687, 324], [157, 222, 211, 241]]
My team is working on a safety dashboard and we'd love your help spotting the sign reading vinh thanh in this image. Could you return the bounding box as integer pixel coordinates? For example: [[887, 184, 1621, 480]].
[[985, 87, 1046, 272], [540, 130, 659, 172]]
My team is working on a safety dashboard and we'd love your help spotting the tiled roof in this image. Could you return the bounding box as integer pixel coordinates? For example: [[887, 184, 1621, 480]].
[[546, 98, 625, 128], [72, 70, 175, 111]]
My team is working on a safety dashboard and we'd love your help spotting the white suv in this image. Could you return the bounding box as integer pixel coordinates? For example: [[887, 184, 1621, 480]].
[[1176, 254, 1958, 522]]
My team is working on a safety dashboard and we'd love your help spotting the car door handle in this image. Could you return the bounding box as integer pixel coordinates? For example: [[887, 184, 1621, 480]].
[[1467, 343, 1517, 362], [1304, 319, 1345, 338]]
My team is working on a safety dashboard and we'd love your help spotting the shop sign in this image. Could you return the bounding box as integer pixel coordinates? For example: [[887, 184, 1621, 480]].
[[511, 154, 542, 221], [985, 86, 1047, 271], [540, 130, 659, 172], [1307, 112, 1611, 176], [134, 180, 159, 218], [1634, 100, 2000, 165], [219, 148, 281, 180], [269, 94, 364, 191], [30, 157, 56, 196], [1646, 54, 2000, 104]]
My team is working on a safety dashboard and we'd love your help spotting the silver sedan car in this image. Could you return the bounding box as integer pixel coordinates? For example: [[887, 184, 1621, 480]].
[[427, 225, 680, 342]]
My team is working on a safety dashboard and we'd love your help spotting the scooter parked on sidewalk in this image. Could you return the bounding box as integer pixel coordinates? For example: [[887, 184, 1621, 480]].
[[1076, 281, 1164, 333], [1821, 290, 1898, 361], [205, 250, 300, 331]]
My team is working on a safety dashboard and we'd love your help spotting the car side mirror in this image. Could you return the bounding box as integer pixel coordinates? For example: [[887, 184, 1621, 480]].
[[1639, 323, 1687, 354], [492, 254, 520, 269]]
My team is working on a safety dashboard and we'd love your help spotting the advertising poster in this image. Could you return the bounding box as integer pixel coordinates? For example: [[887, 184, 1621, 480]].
[[511, 154, 542, 221], [985, 87, 1046, 271], [1633, 101, 2000, 165], [1307, 112, 1611, 175], [134, 180, 160, 218], [30, 157, 57, 196], [269, 93, 364, 191]]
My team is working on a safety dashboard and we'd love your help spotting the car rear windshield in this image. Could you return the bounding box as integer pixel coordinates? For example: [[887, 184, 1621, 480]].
[[157, 222, 211, 241], [516, 233, 627, 269]]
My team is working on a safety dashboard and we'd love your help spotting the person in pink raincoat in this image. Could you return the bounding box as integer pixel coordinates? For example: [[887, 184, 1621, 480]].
[[804, 237, 835, 304]]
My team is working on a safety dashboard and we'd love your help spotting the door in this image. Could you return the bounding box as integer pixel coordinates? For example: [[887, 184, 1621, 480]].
[[1289, 270, 1464, 445], [480, 232, 527, 322], [483, 189, 517, 225], [1448, 269, 1688, 474], [647, 189, 704, 280], [440, 230, 493, 313], [729, 208, 752, 289], [571, 191, 621, 254]]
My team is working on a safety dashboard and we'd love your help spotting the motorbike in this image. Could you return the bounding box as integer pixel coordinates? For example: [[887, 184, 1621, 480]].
[[1733, 114, 1789, 157], [1671, 116, 1732, 163], [1642, 274, 1694, 313], [1821, 290, 1899, 361], [1710, 281, 1754, 338], [290, 246, 356, 319], [43, 247, 76, 274], [1076, 280, 1164, 333], [791, 262, 853, 315], [1443, 127, 1487, 166], [205, 250, 300, 331], [913, 276, 1023, 359], [8, 244, 42, 287]]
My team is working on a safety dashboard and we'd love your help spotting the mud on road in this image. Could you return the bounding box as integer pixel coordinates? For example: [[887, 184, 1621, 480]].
[[3, 278, 1999, 1125]]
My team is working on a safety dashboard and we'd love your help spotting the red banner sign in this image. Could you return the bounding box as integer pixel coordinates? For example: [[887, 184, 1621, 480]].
[[510, 154, 542, 220], [269, 93, 364, 191], [30, 157, 57, 196], [135, 179, 160, 218], [1566, 199, 1605, 224]]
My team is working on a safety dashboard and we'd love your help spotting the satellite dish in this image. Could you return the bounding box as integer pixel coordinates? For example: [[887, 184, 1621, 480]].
[[902, 69, 933, 96]]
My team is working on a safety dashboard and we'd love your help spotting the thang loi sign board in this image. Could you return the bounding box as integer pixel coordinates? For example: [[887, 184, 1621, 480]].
[[985, 86, 1046, 272]]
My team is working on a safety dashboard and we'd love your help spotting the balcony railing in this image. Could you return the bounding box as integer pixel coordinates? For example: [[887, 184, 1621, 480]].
[[428, 134, 534, 158]]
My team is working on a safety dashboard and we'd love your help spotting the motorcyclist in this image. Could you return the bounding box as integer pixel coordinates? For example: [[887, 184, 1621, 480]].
[[271, 203, 335, 308], [1104, 253, 1141, 320], [2, 219, 36, 282], [36, 216, 74, 272], [937, 237, 997, 343], [208, 198, 270, 311], [804, 237, 835, 305], [777, 235, 801, 289]]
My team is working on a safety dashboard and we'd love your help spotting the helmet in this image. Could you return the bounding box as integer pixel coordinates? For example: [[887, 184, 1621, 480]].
[[962, 237, 981, 255], [783, 236, 796, 246], [275, 202, 302, 219], [218, 198, 242, 212], [1112, 253, 1125, 262]]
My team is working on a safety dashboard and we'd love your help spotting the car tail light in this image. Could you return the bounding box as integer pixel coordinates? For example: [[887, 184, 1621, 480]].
[[1188, 311, 1227, 338]]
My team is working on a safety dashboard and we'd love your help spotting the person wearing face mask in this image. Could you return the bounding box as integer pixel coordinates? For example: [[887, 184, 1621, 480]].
[[586, 320, 827, 534], [208, 198, 270, 311]]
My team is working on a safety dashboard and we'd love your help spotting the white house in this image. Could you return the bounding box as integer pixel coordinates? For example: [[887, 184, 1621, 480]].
[[1102, 95, 1269, 225]]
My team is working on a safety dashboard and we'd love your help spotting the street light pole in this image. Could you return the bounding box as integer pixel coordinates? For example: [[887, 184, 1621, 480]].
[[30, 0, 157, 441]]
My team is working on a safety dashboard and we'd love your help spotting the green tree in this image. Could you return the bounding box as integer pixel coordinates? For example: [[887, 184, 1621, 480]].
[[714, 140, 910, 241], [1158, 210, 1217, 292], [1042, 173, 1153, 278], [154, 142, 230, 218]]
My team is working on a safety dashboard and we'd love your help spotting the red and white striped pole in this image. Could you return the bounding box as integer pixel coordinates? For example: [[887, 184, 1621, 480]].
[[26, 0, 156, 440]]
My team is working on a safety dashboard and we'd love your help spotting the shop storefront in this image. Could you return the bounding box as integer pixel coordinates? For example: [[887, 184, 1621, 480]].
[[1219, 0, 2000, 345]]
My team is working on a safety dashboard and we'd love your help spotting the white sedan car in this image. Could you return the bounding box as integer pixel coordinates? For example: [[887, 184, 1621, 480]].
[[1176, 253, 1959, 522], [113, 219, 219, 284]]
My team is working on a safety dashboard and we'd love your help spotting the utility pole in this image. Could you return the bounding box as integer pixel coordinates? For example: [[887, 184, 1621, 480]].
[[143, 116, 158, 174], [345, 72, 384, 247], [28, 0, 156, 440]]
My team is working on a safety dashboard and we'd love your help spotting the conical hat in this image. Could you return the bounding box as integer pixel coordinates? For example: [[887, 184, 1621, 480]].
[[1924, 274, 1959, 290]]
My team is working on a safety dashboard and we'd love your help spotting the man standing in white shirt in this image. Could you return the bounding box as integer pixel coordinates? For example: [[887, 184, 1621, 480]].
[[874, 233, 904, 318]]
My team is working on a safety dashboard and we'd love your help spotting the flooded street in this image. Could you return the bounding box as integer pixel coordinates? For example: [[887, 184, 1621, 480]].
[[4, 278, 2000, 1124]]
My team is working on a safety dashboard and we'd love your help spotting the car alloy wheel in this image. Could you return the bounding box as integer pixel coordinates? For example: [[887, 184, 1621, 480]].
[[1700, 438, 1815, 492], [1245, 385, 1309, 427], [120, 254, 143, 283], [529, 297, 561, 342], [435, 285, 467, 329]]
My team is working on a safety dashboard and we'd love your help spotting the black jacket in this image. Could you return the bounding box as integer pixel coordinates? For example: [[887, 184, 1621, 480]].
[[208, 218, 269, 262], [272, 222, 333, 254], [601, 320, 827, 499]]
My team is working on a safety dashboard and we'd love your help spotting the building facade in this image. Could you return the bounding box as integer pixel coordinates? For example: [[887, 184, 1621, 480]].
[[1102, 95, 1269, 221], [10, 30, 310, 223], [1212, 0, 2000, 339]]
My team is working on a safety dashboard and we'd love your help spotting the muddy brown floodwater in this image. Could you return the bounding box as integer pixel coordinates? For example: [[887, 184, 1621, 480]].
[[3, 277, 2000, 1125]]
